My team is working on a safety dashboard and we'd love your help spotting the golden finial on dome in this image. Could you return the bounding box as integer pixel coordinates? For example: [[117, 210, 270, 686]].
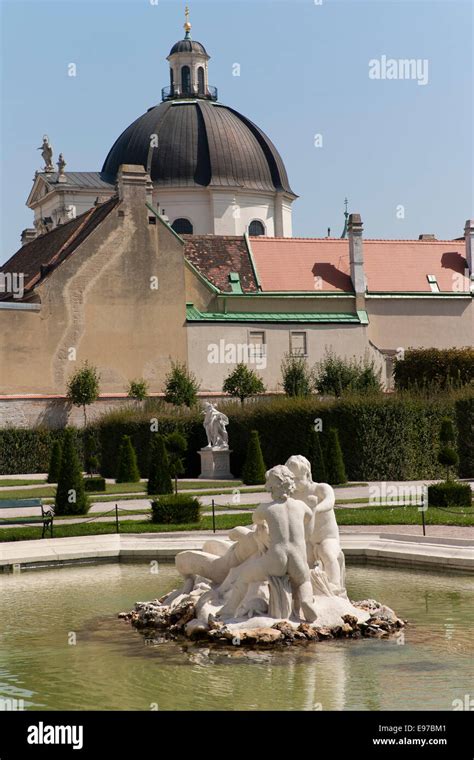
[[184, 5, 192, 35]]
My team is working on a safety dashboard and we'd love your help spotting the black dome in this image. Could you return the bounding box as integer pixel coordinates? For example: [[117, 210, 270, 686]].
[[169, 39, 208, 56], [101, 100, 295, 195]]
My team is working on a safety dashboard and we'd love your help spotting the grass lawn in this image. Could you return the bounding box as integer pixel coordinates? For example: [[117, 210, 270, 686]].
[[0, 513, 254, 542], [0, 502, 472, 542], [335, 505, 473, 527], [0, 479, 48, 488]]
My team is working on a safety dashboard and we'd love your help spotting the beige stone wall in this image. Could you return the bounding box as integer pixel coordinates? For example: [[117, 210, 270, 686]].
[[187, 321, 381, 393], [0, 187, 188, 395], [367, 298, 473, 350]]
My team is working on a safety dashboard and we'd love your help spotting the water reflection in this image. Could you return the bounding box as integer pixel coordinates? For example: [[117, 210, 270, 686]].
[[0, 563, 472, 711]]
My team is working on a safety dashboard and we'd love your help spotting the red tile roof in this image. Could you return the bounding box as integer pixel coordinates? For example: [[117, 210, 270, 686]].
[[249, 237, 469, 293], [183, 235, 259, 292], [0, 198, 119, 300]]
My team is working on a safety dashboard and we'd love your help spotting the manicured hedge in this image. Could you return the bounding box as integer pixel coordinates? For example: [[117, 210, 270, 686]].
[[456, 395, 474, 478], [84, 476, 106, 492], [428, 482, 472, 507], [1, 390, 473, 480], [393, 347, 474, 390], [151, 494, 201, 524], [0, 428, 83, 475]]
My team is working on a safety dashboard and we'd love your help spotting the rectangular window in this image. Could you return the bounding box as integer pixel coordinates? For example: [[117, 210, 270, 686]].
[[290, 331, 307, 357], [248, 330, 265, 361]]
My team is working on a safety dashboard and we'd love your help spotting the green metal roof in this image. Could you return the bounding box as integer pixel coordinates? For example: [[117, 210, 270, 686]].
[[186, 304, 363, 324]]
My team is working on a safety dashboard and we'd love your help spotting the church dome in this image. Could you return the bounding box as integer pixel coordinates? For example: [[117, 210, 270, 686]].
[[169, 39, 208, 56], [101, 99, 295, 195]]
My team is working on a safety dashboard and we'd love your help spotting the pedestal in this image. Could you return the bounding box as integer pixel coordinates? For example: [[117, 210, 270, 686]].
[[199, 447, 233, 479]]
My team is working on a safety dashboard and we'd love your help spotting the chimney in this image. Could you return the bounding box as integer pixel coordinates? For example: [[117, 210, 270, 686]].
[[117, 164, 151, 207], [21, 228, 37, 246], [348, 213, 366, 307], [465, 219, 474, 273]]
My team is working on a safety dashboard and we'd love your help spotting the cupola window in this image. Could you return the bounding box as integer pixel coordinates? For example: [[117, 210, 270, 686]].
[[249, 220, 265, 236], [181, 66, 191, 95], [197, 67, 205, 95]]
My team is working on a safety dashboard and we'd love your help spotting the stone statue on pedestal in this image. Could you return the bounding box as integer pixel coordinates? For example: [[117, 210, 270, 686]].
[[203, 402, 229, 449]]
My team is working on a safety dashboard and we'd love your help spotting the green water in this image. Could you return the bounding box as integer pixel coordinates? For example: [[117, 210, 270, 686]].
[[0, 562, 472, 711]]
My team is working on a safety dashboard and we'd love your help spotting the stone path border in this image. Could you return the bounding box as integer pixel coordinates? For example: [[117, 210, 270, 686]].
[[0, 531, 472, 574]]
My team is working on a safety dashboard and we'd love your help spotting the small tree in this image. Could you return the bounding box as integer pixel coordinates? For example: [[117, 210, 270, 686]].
[[281, 354, 312, 397], [147, 434, 173, 495], [242, 430, 267, 485], [164, 361, 199, 407], [306, 429, 327, 483], [166, 431, 188, 494], [84, 429, 101, 476], [324, 428, 347, 485], [116, 435, 140, 483], [127, 378, 149, 404], [47, 440, 63, 484], [438, 417, 458, 481], [55, 429, 89, 515], [314, 350, 381, 397], [223, 363, 266, 405], [67, 361, 100, 426]]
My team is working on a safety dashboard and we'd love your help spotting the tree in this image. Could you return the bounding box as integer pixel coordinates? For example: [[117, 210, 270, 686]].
[[280, 354, 312, 397], [438, 417, 458, 481], [306, 429, 327, 483], [127, 378, 149, 403], [84, 429, 101, 476], [47, 440, 63, 484], [314, 350, 381, 397], [55, 429, 89, 515], [116, 435, 140, 483], [147, 434, 173, 495], [66, 361, 100, 426], [242, 430, 266, 485], [164, 361, 199, 407], [223, 363, 266, 405], [324, 428, 347, 485], [165, 431, 188, 494]]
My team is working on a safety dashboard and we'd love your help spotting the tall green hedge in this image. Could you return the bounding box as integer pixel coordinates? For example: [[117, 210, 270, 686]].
[[393, 347, 474, 390], [1, 390, 473, 480]]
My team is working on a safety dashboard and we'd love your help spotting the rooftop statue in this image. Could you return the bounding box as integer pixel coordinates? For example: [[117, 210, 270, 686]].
[[38, 135, 54, 173]]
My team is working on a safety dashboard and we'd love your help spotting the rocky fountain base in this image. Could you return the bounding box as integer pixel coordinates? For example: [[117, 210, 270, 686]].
[[120, 592, 405, 647]]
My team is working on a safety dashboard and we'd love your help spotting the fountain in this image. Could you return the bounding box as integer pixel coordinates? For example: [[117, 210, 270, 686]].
[[122, 412, 405, 645]]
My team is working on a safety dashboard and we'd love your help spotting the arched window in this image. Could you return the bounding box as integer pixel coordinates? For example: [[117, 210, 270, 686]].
[[181, 66, 191, 95], [197, 66, 205, 95], [249, 220, 265, 236], [172, 218, 193, 235], [170, 68, 174, 92]]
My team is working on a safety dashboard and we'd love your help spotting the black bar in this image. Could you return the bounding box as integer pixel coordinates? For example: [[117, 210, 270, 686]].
[[115, 504, 119, 534], [212, 498, 216, 533]]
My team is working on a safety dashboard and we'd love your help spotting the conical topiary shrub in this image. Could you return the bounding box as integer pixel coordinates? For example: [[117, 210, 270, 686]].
[[147, 434, 173, 495], [438, 417, 458, 481], [306, 429, 327, 483], [116, 435, 140, 483], [55, 429, 89, 515], [324, 428, 347, 485], [242, 430, 266, 485], [47, 439, 63, 484]]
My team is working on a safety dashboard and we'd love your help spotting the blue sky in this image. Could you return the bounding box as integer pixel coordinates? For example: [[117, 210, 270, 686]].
[[0, 0, 472, 261]]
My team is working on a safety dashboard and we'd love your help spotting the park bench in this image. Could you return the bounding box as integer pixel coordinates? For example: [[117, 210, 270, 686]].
[[0, 498, 54, 538]]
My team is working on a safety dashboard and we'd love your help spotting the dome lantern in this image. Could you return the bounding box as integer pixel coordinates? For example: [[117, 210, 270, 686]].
[[164, 6, 217, 102]]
